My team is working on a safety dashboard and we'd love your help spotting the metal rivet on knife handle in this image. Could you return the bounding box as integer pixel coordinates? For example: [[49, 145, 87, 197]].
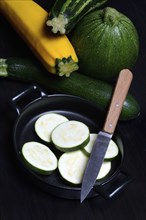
[[103, 69, 133, 134]]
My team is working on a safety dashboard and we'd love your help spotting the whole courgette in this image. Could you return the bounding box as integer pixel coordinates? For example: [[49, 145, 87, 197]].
[[0, 57, 140, 121], [0, 0, 78, 77], [46, 0, 109, 34], [70, 7, 139, 82]]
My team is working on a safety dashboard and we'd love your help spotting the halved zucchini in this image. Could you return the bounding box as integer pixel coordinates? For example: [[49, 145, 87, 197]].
[[21, 141, 58, 175], [51, 120, 90, 152]]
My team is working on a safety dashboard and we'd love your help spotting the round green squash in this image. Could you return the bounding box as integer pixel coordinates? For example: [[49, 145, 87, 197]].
[[70, 7, 139, 82]]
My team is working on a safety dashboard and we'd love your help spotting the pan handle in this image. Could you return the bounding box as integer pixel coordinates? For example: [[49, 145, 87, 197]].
[[11, 84, 47, 115], [93, 170, 134, 199]]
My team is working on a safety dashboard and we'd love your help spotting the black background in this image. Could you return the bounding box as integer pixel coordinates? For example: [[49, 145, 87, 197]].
[[0, 0, 146, 219]]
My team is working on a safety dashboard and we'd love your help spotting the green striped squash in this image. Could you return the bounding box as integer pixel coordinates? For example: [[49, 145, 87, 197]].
[[0, 57, 140, 121], [70, 7, 139, 82], [46, 0, 108, 34]]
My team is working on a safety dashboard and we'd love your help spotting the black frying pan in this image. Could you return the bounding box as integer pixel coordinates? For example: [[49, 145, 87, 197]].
[[11, 85, 132, 200]]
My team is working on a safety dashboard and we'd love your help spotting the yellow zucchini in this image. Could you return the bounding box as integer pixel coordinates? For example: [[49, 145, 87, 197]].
[[0, 0, 79, 77]]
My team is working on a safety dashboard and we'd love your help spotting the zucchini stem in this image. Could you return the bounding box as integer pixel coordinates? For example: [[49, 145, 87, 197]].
[[56, 56, 79, 77], [103, 7, 121, 26], [0, 59, 8, 77], [46, 14, 68, 34]]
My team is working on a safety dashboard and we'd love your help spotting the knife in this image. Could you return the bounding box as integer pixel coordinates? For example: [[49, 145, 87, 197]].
[[80, 69, 133, 203]]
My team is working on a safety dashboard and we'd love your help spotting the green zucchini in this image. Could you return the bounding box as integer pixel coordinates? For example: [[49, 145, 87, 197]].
[[46, 0, 108, 34], [0, 57, 140, 120]]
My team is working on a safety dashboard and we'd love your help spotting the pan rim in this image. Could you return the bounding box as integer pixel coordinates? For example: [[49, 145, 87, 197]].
[[12, 93, 125, 199]]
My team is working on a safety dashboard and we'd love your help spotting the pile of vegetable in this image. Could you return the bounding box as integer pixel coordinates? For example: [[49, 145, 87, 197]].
[[0, 0, 141, 184], [0, 57, 140, 120], [21, 112, 119, 184], [0, 0, 79, 77]]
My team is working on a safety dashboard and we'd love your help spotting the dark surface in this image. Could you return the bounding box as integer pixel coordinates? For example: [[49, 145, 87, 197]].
[[0, 0, 146, 219]]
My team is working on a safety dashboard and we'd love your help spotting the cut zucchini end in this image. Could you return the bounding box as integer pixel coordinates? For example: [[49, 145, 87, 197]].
[[21, 141, 58, 175], [51, 120, 90, 152], [55, 56, 79, 77], [46, 14, 68, 34], [0, 58, 8, 77]]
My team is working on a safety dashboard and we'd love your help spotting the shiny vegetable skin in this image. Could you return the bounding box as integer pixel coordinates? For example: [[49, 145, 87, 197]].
[[0, 0, 78, 77], [70, 7, 139, 81], [46, 0, 109, 34], [0, 57, 140, 121]]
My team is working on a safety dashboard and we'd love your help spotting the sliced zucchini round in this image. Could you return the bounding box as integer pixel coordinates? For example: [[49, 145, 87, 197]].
[[51, 120, 90, 152], [105, 139, 119, 160], [96, 161, 111, 180], [84, 133, 119, 160], [58, 150, 89, 185], [58, 150, 112, 184], [83, 133, 97, 156], [21, 141, 58, 175], [34, 113, 69, 142]]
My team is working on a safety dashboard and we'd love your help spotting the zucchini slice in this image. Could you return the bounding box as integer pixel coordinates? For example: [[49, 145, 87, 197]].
[[83, 133, 119, 160], [104, 139, 119, 160], [21, 141, 57, 175], [96, 161, 111, 180], [34, 113, 69, 142], [58, 150, 88, 185], [83, 133, 97, 156], [58, 150, 111, 184], [51, 120, 90, 152]]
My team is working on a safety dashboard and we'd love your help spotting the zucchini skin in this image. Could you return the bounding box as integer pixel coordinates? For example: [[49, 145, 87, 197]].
[[46, 0, 109, 34], [0, 57, 140, 121], [70, 7, 139, 82]]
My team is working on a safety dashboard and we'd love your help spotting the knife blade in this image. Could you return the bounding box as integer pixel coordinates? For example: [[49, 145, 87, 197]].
[[80, 69, 133, 203]]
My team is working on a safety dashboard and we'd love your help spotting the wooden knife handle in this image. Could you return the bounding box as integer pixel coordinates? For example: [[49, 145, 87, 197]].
[[103, 69, 133, 134]]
